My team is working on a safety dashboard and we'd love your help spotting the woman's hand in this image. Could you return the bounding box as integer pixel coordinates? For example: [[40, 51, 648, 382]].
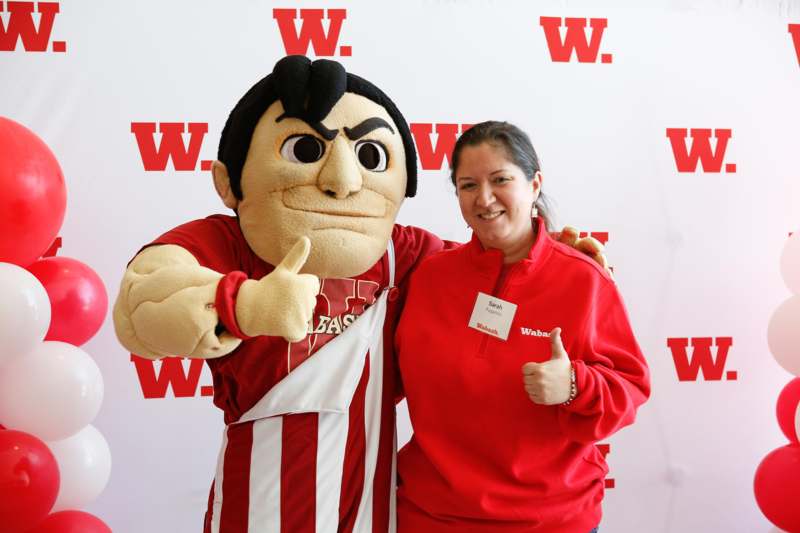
[[522, 328, 573, 405]]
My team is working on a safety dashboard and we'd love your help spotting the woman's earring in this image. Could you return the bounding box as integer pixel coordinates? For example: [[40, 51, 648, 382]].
[[531, 204, 539, 219]]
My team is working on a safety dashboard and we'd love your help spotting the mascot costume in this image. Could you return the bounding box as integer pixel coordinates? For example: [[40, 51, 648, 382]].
[[113, 55, 606, 533]]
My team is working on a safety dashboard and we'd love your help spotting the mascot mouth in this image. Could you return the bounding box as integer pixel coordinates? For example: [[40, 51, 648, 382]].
[[281, 186, 389, 218]]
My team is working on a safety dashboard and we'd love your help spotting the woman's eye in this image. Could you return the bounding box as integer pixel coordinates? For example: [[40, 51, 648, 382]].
[[355, 141, 388, 172], [459, 183, 475, 190], [280, 135, 325, 164]]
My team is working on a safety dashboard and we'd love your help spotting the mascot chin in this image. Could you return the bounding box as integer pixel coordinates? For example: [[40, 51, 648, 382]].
[[113, 55, 606, 533]]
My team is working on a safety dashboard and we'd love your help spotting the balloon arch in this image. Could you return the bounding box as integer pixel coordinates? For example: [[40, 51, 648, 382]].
[[0, 118, 112, 532]]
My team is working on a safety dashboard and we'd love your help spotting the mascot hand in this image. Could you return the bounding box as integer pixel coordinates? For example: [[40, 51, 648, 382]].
[[555, 226, 610, 275], [235, 236, 320, 342], [113, 244, 242, 360]]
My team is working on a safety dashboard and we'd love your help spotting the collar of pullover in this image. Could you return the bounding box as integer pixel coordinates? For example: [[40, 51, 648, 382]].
[[465, 216, 554, 282]]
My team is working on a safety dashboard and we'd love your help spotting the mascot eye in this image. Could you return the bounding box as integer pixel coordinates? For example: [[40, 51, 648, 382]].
[[281, 135, 325, 164], [355, 141, 388, 172]]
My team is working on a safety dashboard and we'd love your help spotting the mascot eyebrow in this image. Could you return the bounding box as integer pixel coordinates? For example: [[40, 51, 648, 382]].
[[275, 113, 339, 140], [344, 117, 395, 139], [274, 115, 396, 142]]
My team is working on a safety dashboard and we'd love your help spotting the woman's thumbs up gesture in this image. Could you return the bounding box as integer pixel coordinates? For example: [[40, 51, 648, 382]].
[[521, 328, 573, 405]]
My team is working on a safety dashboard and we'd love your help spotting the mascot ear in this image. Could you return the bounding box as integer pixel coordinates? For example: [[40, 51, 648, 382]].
[[212, 160, 239, 209]]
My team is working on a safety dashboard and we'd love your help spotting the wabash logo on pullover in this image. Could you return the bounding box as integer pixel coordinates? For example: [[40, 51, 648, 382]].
[[0, 1, 66, 52], [667, 337, 738, 382], [130, 122, 214, 171], [540, 17, 612, 63], [520, 327, 548, 337], [273, 8, 351, 56], [666, 128, 736, 173]]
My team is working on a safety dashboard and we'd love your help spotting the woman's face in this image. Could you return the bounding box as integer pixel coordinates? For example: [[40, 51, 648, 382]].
[[454, 142, 541, 255]]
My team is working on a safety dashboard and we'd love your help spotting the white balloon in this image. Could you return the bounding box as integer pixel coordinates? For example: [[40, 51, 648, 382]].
[[781, 232, 800, 295], [47, 424, 111, 511], [767, 296, 800, 377], [0, 262, 51, 367], [0, 341, 104, 440]]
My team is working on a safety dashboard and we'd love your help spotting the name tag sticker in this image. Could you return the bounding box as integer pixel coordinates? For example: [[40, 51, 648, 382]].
[[468, 292, 518, 341]]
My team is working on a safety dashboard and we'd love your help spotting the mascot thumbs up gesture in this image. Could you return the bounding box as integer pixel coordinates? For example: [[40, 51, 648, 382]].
[[235, 236, 320, 342]]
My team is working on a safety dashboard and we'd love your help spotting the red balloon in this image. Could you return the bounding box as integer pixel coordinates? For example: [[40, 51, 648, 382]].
[[0, 118, 67, 267], [27, 257, 108, 346], [0, 429, 60, 532], [25, 510, 111, 533], [754, 444, 800, 532], [777, 378, 800, 443]]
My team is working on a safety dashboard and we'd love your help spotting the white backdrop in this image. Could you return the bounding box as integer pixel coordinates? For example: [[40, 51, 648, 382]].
[[2, 1, 800, 531]]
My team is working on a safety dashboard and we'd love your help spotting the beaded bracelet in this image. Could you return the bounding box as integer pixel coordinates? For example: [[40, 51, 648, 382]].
[[561, 365, 577, 405]]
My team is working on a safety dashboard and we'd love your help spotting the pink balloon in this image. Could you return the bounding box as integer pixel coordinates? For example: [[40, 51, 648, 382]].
[[777, 378, 800, 443], [767, 296, 800, 376], [27, 257, 108, 346], [754, 444, 800, 532], [0, 118, 67, 267], [26, 510, 111, 533]]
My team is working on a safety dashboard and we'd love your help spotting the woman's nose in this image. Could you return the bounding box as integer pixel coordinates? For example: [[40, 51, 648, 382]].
[[475, 184, 494, 207]]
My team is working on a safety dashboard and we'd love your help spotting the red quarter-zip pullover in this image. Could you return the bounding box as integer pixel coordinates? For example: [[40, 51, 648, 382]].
[[395, 217, 650, 532]]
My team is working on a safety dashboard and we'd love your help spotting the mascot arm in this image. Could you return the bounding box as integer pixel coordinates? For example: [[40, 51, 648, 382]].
[[113, 244, 242, 360]]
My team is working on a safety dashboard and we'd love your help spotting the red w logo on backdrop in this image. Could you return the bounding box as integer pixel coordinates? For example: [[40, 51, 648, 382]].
[[0, 1, 65, 52], [539, 17, 612, 63], [578, 232, 609, 246], [130, 122, 213, 172], [130, 355, 213, 399], [410, 123, 473, 170], [790, 24, 800, 65], [666, 128, 736, 173], [667, 337, 737, 382], [597, 444, 615, 489], [273, 8, 351, 56]]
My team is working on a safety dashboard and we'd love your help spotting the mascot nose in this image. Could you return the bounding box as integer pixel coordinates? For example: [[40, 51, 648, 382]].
[[318, 136, 362, 199]]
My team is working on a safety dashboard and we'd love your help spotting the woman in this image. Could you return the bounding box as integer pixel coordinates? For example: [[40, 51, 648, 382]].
[[395, 121, 650, 532]]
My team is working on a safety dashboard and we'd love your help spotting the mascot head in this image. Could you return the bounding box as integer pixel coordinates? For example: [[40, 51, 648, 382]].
[[212, 55, 417, 278]]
